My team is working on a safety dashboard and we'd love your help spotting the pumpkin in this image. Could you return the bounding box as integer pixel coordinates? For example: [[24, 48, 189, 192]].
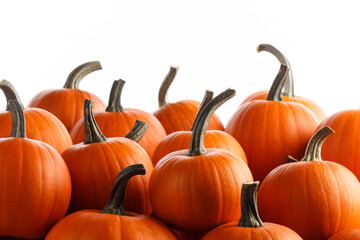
[[45, 164, 177, 240], [225, 64, 318, 182], [152, 89, 247, 166], [70, 80, 166, 159], [27, 61, 106, 131], [149, 89, 253, 232], [0, 99, 71, 239], [257, 126, 360, 240], [0, 80, 72, 154], [62, 99, 153, 215], [202, 182, 302, 240], [317, 109, 360, 181], [240, 43, 326, 122], [328, 229, 360, 240], [153, 66, 224, 134]]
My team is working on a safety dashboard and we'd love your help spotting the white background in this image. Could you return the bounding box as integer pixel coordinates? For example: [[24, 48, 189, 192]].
[[0, 1, 359, 126]]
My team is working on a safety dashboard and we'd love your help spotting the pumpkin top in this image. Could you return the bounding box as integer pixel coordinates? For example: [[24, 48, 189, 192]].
[[187, 88, 235, 156], [158, 66, 179, 107], [190, 89, 214, 131], [102, 164, 146, 216], [257, 43, 294, 97], [0, 80, 24, 111], [63, 61, 102, 89], [106, 80, 125, 112], [287, 126, 334, 162], [8, 99, 26, 138], [238, 181, 263, 228], [265, 64, 289, 101]]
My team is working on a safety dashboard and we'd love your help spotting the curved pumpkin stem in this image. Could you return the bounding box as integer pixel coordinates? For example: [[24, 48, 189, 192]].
[[187, 89, 235, 156], [83, 99, 107, 144], [125, 120, 148, 143], [158, 66, 179, 107], [8, 99, 26, 138], [102, 164, 146, 216], [0, 80, 25, 111], [257, 44, 294, 97], [238, 181, 263, 228], [265, 64, 289, 101], [190, 89, 214, 132], [63, 61, 102, 89], [106, 80, 125, 112], [300, 126, 334, 162]]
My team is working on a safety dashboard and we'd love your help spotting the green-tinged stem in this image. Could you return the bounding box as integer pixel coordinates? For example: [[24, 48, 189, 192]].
[[158, 66, 179, 107], [83, 99, 107, 144], [0, 80, 24, 111], [8, 99, 26, 138], [102, 164, 146, 215], [187, 89, 235, 156], [125, 120, 148, 143], [300, 126, 334, 162], [257, 44, 294, 97], [265, 64, 289, 101], [238, 181, 263, 228], [190, 89, 214, 131], [63, 61, 102, 89], [106, 80, 125, 112]]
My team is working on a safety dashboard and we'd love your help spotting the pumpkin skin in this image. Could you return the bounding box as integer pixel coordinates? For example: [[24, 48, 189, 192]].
[[45, 165, 177, 240], [0, 100, 71, 239], [149, 89, 253, 232], [70, 80, 166, 159], [317, 110, 360, 180], [0, 80, 72, 154], [203, 222, 302, 240], [153, 66, 223, 135], [257, 127, 360, 240], [63, 100, 153, 215], [226, 65, 318, 182], [152, 130, 247, 166], [328, 229, 360, 240], [28, 61, 106, 131]]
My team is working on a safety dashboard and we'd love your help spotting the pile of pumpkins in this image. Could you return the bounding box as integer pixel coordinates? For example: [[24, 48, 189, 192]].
[[1, 44, 360, 240]]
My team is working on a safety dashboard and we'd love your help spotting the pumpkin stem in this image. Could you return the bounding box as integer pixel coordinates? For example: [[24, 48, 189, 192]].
[[187, 88, 235, 156], [106, 80, 125, 112], [0, 80, 25, 111], [285, 155, 299, 163], [158, 66, 179, 107], [102, 164, 146, 216], [265, 64, 289, 101], [257, 44, 295, 97], [300, 126, 334, 162], [83, 99, 107, 144], [125, 120, 148, 143], [190, 89, 214, 131], [63, 61, 102, 89], [8, 99, 26, 138], [238, 181, 263, 228]]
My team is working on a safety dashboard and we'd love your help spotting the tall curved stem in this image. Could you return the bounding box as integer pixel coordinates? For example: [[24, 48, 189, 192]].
[[63, 61, 102, 89], [158, 66, 179, 107]]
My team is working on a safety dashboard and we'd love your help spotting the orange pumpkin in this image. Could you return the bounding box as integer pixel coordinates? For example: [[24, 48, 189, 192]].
[[70, 80, 166, 159], [226, 64, 318, 182], [63, 99, 153, 215], [257, 127, 360, 240], [0, 80, 72, 154], [27, 61, 106, 131], [240, 44, 326, 122], [153, 66, 224, 134], [152, 89, 246, 166], [45, 164, 177, 240], [317, 109, 360, 181], [202, 182, 302, 240], [0, 99, 71, 239], [329, 229, 360, 240], [149, 89, 253, 232]]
